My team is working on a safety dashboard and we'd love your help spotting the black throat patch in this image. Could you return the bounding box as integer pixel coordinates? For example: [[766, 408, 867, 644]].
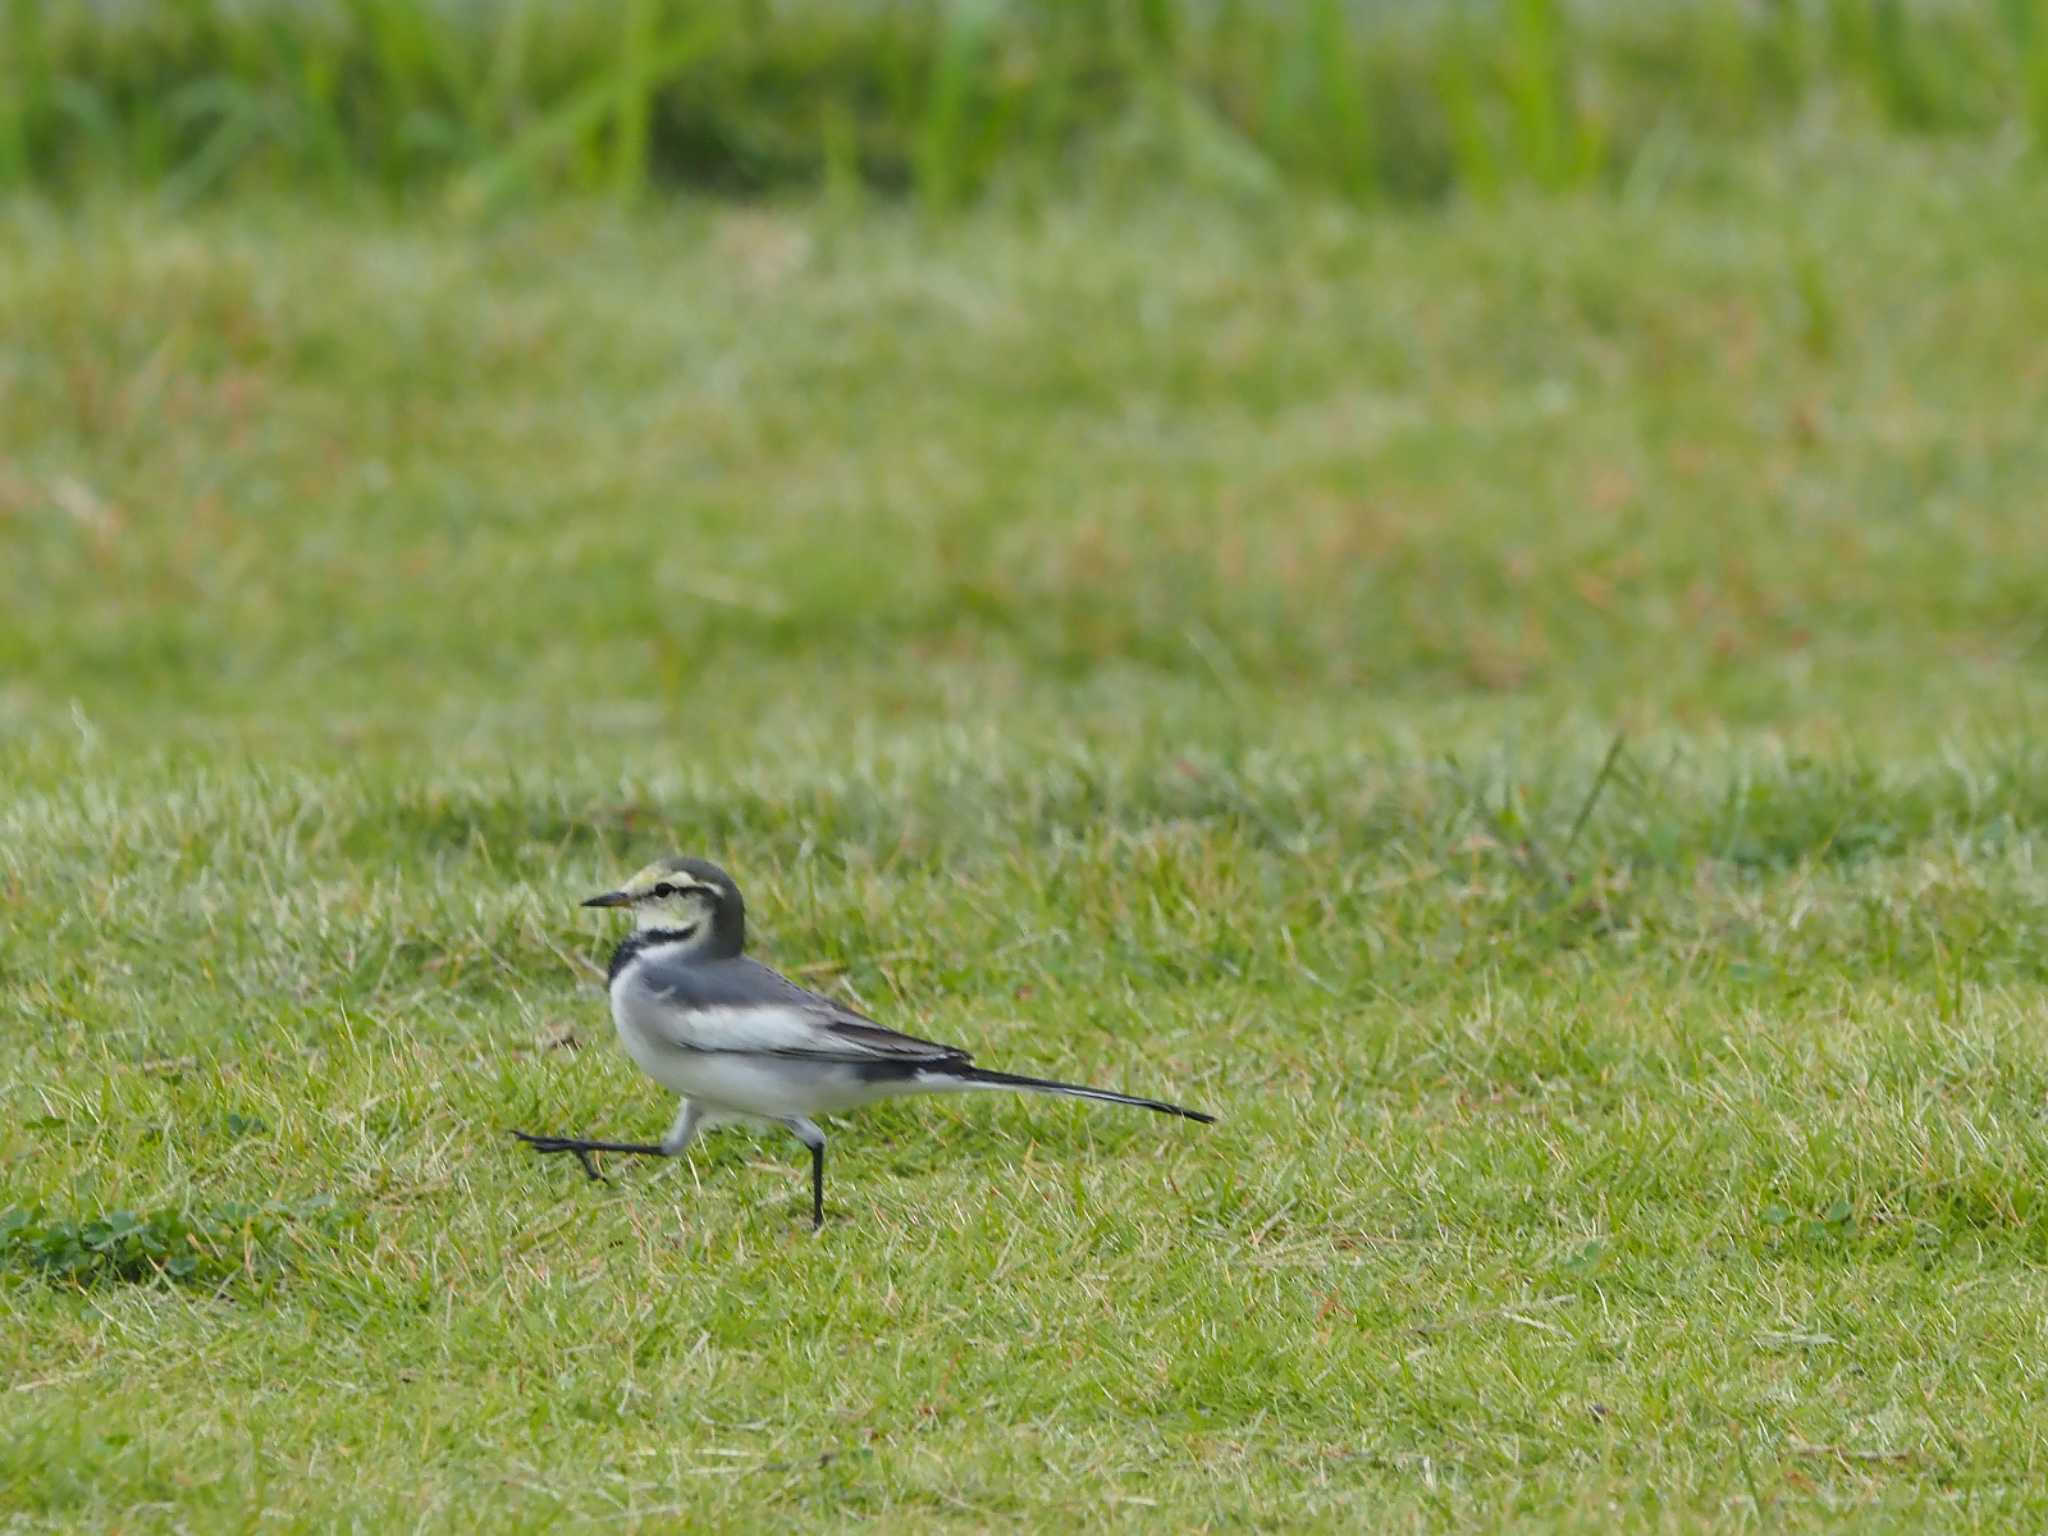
[[606, 927, 693, 985]]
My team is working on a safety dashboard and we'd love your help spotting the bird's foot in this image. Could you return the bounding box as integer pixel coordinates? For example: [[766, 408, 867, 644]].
[[510, 1129, 608, 1183]]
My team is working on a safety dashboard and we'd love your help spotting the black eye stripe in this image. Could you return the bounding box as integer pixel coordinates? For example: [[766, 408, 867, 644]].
[[642, 879, 721, 904]]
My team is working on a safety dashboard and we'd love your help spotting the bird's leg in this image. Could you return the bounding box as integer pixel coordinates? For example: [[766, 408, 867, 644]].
[[659, 1099, 704, 1158], [513, 1101, 701, 1184], [784, 1117, 827, 1231], [510, 1130, 666, 1184]]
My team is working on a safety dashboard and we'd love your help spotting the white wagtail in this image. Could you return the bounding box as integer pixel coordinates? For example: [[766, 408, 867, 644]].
[[513, 857, 1213, 1228]]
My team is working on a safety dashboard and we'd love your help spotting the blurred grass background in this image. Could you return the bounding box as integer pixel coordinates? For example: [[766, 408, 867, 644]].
[[8, 2, 2048, 1530], [8, 148, 2047, 749], [8, 0, 2048, 213]]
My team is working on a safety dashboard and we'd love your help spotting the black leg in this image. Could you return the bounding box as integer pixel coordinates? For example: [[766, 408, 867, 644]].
[[783, 1117, 828, 1231], [512, 1129, 667, 1184]]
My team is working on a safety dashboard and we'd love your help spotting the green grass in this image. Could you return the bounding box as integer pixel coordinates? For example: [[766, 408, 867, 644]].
[[7, 0, 2046, 210], [6, 124, 2048, 1527]]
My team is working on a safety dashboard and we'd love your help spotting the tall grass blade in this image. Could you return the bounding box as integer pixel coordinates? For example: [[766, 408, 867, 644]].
[[1438, 15, 1500, 201], [613, 0, 658, 202], [485, 0, 539, 142], [1506, 0, 1568, 190], [1308, 0, 1374, 205], [160, 78, 271, 208], [2004, 0, 2048, 150], [0, 0, 49, 188], [918, 0, 994, 214], [1870, 0, 1934, 130], [452, 12, 722, 216]]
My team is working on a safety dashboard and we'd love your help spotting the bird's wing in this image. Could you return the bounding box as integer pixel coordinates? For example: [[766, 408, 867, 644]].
[[629, 955, 970, 1064]]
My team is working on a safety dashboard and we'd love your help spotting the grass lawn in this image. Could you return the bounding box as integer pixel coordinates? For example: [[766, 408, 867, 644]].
[[5, 129, 2048, 1529]]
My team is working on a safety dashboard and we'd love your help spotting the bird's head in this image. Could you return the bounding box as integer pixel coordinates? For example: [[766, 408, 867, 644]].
[[582, 856, 745, 959]]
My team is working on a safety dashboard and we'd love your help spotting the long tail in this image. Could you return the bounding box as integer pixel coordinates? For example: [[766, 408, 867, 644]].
[[946, 1065, 1216, 1124]]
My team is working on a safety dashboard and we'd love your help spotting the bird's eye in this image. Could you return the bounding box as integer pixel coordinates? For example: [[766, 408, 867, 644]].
[[651, 882, 676, 899]]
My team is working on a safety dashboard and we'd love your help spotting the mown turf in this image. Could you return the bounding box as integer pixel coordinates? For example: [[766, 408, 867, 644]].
[[5, 128, 2048, 1530]]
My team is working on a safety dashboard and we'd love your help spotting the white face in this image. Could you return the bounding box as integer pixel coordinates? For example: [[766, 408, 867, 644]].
[[611, 867, 722, 943], [633, 883, 717, 938]]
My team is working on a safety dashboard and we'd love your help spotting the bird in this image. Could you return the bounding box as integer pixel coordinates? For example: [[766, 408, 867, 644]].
[[513, 856, 1214, 1229]]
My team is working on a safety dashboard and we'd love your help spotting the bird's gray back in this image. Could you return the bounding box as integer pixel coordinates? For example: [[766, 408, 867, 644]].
[[639, 954, 822, 1011], [631, 954, 969, 1063]]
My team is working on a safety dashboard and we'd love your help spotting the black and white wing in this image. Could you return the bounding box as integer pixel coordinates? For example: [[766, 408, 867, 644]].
[[626, 954, 971, 1065]]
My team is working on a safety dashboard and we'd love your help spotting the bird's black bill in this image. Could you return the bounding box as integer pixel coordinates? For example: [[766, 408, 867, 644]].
[[580, 890, 632, 908]]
